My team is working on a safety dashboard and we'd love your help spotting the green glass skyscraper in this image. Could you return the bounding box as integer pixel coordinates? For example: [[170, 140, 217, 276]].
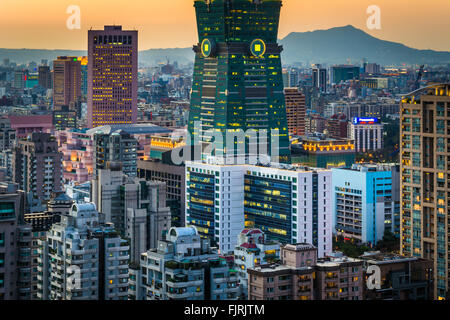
[[188, 0, 291, 163]]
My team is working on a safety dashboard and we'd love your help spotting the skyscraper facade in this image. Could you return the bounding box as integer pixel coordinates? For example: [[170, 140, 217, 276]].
[[78, 56, 88, 97], [12, 133, 63, 203], [52, 56, 82, 111], [284, 88, 306, 136], [87, 26, 138, 128], [185, 161, 333, 257], [188, 0, 290, 163], [400, 83, 450, 300], [312, 65, 327, 92], [38, 65, 52, 90], [93, 130, 138, 178]]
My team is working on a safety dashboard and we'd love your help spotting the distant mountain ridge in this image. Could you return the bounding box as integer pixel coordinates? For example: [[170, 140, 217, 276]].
[[1, 25, 449, 66], [0, 48, 193, 67], [279, 25, 450, 65]]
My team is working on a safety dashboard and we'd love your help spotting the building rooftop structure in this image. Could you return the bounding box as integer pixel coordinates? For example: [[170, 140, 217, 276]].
[[316, 256, 363, 268], [359, 251, 421, 264], [87, 123, 172, 136], [348, 163, 399, 172]]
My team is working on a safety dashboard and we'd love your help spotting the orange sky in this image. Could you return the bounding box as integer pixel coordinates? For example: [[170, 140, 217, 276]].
[[0, 0, 449, 51]]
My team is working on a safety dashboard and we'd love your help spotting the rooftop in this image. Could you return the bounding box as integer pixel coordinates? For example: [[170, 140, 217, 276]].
[[250, 263, 313, 274], [316, 256, 363, 267], [87, 123, 172, 136], [359, 251, 419, 264], [284, 243, 317, 252]]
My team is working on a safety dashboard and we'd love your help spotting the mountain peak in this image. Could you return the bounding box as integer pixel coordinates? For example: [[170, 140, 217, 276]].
[[279, 26, 450, 65]]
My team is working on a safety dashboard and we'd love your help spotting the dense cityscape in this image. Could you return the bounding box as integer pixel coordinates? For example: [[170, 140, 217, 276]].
[[0, 0, 450, 305]]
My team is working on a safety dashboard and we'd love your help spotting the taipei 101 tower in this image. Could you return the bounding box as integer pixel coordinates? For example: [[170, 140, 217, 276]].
[[188, 0, 291, 164]]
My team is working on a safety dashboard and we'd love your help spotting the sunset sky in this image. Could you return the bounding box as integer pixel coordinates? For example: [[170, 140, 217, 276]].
[[0, 0, 449, 51]]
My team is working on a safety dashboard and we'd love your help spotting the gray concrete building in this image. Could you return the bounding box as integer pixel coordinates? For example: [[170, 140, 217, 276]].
[[0, 182, 32, 300], [129, 227, 239, 300], [12, 132, 63, 204], [93, 130, 138, 178], [138, 158, 186, 228], [92, 162, 171, 263], [36, 202, 130, 300]]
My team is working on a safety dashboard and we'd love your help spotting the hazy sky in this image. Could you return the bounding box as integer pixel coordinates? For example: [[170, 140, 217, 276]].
[[0, 0, 449, 51]]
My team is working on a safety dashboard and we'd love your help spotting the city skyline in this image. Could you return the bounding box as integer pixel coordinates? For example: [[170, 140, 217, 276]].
[[1, 0, 449, 303], [0, 0, 450, 51]]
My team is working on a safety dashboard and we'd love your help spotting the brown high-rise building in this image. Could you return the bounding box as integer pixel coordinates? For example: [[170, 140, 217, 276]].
[[326, 114, 348, 138], [360, 252, 433, 300], [314, 255, 364, 300], [12, 133, 63, 203], [87, 26, 138, 128], [284, 88, 306, 136], [400, 83, 450, 300], [38, 66, 52, 89], [52, 56, 81, 111], [248, 244, 365, 300], [248, 244, 316, 300]]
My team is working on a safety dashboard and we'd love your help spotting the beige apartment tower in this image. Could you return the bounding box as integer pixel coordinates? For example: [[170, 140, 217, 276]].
[[400, 83, 450, 300]]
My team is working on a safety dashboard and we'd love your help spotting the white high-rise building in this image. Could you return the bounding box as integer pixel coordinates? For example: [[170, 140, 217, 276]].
[[185, 161, 333, 257], [349, 117, 383, 153]]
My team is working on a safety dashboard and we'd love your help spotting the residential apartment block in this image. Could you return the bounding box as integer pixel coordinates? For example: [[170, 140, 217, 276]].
[[332, 164, 400, 245], [36, 202, 130, 300], [12, 132, 63, 204], [233, 228, 281, 298], [247, 244, 317, 300], [130, 227, 239, 300], [400, 83, 450, 299]]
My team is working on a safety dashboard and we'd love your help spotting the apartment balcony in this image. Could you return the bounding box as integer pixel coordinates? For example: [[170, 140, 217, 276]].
[[69, 249, 91, 255], [66, 258, 87, 265], [225, 286, 240, 293], [166, 291, 193, 299], [214, 276, 238, 284], [212, 287, 228, 295], [167, 279, 203, 288], [50, 281, 63, 289]]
